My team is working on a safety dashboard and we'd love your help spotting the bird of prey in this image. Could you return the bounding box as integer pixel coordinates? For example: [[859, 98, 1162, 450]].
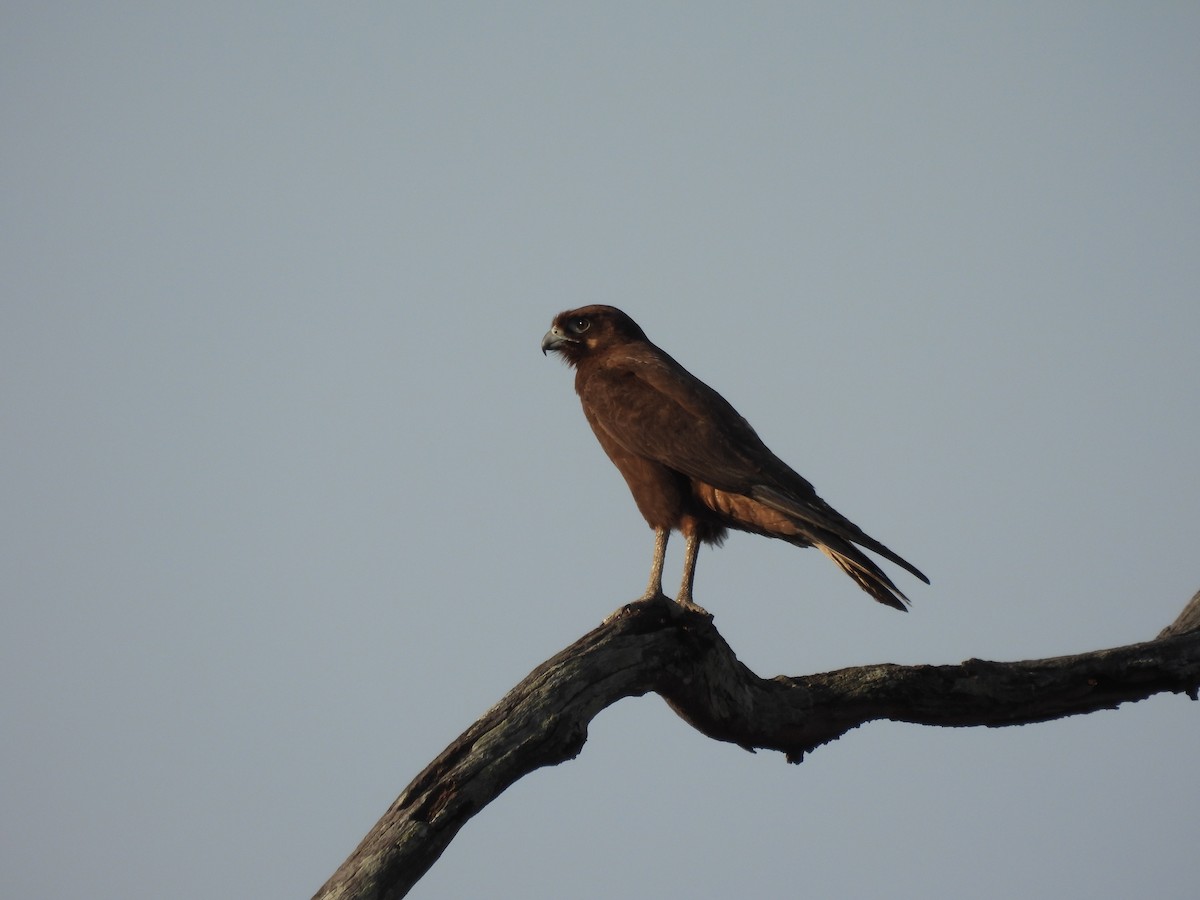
[[541, 305, 928, 613]]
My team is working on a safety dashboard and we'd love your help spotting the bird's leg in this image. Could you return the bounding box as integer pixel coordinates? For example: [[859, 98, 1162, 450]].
[[636, 526, 669, 601], [674, 531, 711, 617]]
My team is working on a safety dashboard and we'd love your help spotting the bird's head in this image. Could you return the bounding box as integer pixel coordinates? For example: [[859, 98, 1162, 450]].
[[541, 305, 648, 366]]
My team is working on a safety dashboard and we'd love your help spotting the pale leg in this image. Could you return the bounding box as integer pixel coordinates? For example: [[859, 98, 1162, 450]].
[[675, 532, 710, 616], [637, 526, 669, 601]]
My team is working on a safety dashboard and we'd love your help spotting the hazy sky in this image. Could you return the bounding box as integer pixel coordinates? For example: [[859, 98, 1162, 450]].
[[4, 4, 1198, 898]]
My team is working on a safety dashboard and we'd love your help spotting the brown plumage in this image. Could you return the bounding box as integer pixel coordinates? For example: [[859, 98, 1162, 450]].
[[541, 305, 928, 612]]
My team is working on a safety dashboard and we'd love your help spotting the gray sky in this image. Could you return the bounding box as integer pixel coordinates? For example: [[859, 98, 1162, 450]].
[[4, 4, 1198, 898]]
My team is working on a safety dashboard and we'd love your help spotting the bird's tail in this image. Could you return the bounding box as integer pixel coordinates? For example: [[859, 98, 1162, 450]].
[[816, 539, 911, 612], [752, 484, 930, 586]]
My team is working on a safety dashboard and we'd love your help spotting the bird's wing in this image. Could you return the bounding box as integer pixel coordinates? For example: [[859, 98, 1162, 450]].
[[752, 484, 930, 584], [579, 353, 773, 493]]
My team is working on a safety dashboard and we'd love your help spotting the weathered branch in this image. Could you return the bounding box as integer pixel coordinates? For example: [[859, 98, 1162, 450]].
[[314, 594, 1200, 900], [1160, 588, 1200, 638]]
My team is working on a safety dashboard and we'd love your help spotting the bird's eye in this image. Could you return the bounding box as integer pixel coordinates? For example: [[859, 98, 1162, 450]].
[[567, 317, 590, 335]]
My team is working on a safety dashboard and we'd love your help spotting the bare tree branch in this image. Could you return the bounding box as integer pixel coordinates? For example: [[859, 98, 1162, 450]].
[[1159, 588, 1200, 638], [313, 594, 1200, 900]]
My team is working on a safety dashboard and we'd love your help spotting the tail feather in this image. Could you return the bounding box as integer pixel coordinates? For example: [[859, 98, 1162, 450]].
[[752, 484, 930, 585], [817, 541, 911, 611]]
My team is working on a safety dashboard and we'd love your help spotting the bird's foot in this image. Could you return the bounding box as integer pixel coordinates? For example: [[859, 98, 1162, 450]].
[[603, 590, 670, 624], [602, 591, 711, 624], [671, 595, 713, 620]]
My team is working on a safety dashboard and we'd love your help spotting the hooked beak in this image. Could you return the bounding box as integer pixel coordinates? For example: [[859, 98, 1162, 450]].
[[541, 327, 575, 355]]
